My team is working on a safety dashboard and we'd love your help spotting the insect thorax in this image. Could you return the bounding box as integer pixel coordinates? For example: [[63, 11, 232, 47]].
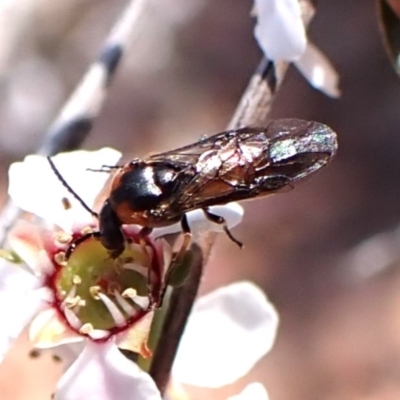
[[109, 161, 186, 220]]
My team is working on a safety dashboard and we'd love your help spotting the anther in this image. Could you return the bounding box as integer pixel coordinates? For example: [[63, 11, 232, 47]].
[[90, 286, 102, 300], [81, 226, 95, 236], [54, 252, 67, 266], [79, 323, 94, 334], [61, 197, 72, 210], [122, 288, 137, 299], [55, 232, 73, 245], [65, 295, 82, 309]]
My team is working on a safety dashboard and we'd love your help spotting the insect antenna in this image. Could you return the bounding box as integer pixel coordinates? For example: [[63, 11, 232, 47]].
[[47, 156, 99, 218]]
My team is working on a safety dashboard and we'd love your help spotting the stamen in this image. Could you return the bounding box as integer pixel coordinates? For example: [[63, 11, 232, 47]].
[[131, 295, 150, 310], [62, 197, 72, 210], [112, 289, 137, 316], [87, 330, 110, 340], [122, 263, 148, 276], [54, 252, 67, 266], [90, 286, 102, 300], [62, 285, 77, 303], [65, 295, 82, 309], [81, 226, 94, 236], [55, 232, 73, 245], [72, 275, 82, 285], [79, 323, 94, 335], [64, 308, 82, 330], [122, 288, 137, 298], [97, 292, 126, 326]]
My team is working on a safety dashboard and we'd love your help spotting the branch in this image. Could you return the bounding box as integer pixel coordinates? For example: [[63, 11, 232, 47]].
[[148, 1, 316, 395], [0, 0, 148, 244]]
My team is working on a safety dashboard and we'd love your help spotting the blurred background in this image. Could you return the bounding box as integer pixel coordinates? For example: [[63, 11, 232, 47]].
[[1, 0, 400, 399]]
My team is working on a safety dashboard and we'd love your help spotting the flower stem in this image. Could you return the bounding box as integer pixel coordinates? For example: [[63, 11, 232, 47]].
[[228, 0, 315, 129], [148, 243, 204, 395], [0, 0, 149, 245], [143, 1, 317, 393]]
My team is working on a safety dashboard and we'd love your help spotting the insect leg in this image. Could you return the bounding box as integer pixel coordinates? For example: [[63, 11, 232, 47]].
[[136, 226, 157, 304], [180, 213, 193, 252], [137, 226, 153, 257], [171, 214, 192, 266], [202, 208, 243, 248], [139, 226, 153, 238]]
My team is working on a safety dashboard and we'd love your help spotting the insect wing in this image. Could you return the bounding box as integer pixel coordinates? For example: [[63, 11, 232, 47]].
[[146, 119, 337, 213], [147, 127, 272, 211], [148, 127, 265, 166], [266, 119, 338, 183]]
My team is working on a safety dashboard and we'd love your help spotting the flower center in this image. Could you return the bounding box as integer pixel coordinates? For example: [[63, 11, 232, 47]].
[[48, 230, 161, 339]]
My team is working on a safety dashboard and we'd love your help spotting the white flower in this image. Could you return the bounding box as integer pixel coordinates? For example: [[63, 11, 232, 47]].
[[55, 340, 162, 400], [54, 281, 277, 400], [228, 382, 270, 400], [173, 281, 279, 388], [8, 147, 121, 232], [253, 0, 340, 98], [295, 43, 340, 98], [254, 0, 306, 61], [0, 217, 165, 399], [1, 148, 244, 400]]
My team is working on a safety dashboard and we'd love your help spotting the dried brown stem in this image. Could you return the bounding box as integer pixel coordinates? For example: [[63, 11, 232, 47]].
[[148, 1, 316, 395], [148, 243, 204, 394], [0, 0, 148, 245]]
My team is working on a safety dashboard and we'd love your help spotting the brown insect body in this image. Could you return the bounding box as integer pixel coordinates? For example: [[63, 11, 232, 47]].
[[49, 119, 337, 258], [96, 119, 337, 257]]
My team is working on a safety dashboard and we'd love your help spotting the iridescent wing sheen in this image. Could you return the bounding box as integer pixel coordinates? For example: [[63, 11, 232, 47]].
[[147, 119, 338, 212]]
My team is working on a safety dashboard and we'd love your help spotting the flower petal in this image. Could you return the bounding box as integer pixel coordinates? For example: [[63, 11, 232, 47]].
[[295, 43, 341, 98], [152, 202, 244, 238], [117, 311, 154, 354], [254, 0, 306, 61], [0, 276, 47, 363], [52, 342, 86, 370], [0, 257, 39, 293], [8, 148, 121, 231], [173, 281, 279, 388], [55, 340, 162, 400], [29, 308, 82, 348], [228, 383, 270, 400], [8, 220, 54, 276]]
